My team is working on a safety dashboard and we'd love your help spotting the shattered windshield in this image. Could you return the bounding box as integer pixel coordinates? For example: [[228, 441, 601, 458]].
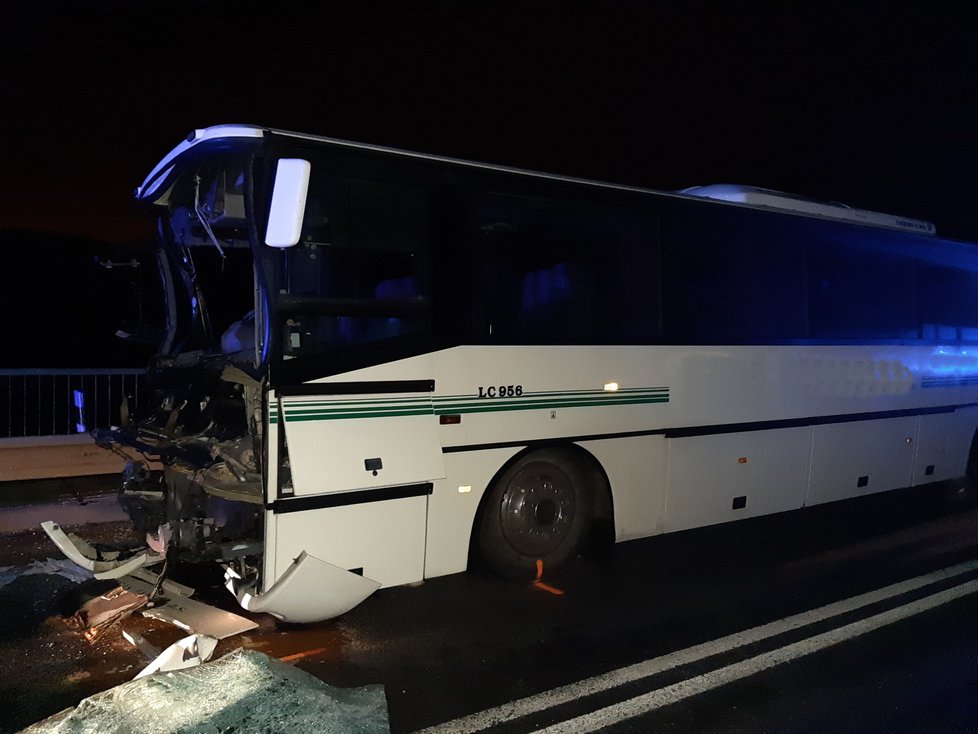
[[158, 155, 260, 362]]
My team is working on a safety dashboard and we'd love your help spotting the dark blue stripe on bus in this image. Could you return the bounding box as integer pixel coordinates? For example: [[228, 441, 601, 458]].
[[441, 404, 970, 453], [270, 483, 434, 513], [276, 380, 435, 396], [921, 376, 978, 388]]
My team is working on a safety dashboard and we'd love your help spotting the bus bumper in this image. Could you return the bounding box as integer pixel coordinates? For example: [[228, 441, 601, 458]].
[[40, 520, 164, 580], [225, 550, 381, 623]]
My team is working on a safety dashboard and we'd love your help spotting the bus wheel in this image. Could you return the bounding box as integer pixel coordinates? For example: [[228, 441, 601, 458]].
[[477, 448, 592, 581]]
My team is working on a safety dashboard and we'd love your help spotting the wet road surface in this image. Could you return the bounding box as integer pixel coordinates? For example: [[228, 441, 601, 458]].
[[2, 478, 978, 732]]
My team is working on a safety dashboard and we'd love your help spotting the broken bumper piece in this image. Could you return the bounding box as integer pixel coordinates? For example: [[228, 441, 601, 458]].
[[226, 551, 380, 623], [40, 520, 164, 579]]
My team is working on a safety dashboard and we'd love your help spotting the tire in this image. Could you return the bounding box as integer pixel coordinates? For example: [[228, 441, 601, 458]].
[[476, 447, 593, 581]]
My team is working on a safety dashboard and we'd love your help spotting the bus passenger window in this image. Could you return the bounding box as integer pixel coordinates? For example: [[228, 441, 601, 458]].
[[271, 165, 430, 359], [476, 193, 660, 345]]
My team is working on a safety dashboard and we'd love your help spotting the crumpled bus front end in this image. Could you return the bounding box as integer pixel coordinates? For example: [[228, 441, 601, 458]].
[[59, 127, 386, 623], [105, 360, 265, 561], [92, 357, 382, 623]]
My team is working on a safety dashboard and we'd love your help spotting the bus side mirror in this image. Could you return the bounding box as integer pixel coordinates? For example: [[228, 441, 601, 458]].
[[264, 159, 312, 248]]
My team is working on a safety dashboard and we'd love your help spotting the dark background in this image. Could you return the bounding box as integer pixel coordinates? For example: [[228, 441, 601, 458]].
[[1, 1, 976, 366]]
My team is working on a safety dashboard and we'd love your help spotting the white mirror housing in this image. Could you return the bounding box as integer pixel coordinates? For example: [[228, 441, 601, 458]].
[[264, 158, 311, 248]]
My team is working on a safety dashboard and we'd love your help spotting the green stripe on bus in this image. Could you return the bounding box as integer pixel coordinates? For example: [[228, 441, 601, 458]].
[[283, 403, 432, 415], [434, 396, 669, 415], [284, 393, 668, 414], [273, 394, 669, 422], [433, 393, 669, 412], [279, 408, 436, 422], [283, 395, 433, 407], [431, 387, 669, 403]]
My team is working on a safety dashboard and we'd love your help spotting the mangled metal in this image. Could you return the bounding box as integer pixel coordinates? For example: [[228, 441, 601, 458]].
[[68, 586, 149, 642], [60, 126, 445, 622], [121, 573, 257, 639]]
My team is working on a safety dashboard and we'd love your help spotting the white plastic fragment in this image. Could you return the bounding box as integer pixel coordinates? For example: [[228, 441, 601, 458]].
[[126, 567, 194, 597], [226, 550, 380, 623], [39, 521, 164, 580], [121, 574, 258, 639], [134, 633, 218, 679], [121, 630, 160, 661]]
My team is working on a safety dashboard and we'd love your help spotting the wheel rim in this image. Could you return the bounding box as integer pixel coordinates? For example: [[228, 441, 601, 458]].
[[499, 462, 577, 557]]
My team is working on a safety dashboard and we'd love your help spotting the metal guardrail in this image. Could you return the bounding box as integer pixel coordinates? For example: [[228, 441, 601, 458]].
[[0, 369, 145, 439]]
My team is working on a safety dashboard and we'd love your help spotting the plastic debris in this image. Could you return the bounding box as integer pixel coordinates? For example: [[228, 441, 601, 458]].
[[22, 648, 390, 733], [68, 586, 149, 641], [133, 633, 218, 679], [40, 520, 163, 580], [121, 630, 160, 661]]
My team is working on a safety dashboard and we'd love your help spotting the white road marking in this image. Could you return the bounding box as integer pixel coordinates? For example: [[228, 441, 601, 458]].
[[416, 559, 978, 734], [539, 579, 978, 733]]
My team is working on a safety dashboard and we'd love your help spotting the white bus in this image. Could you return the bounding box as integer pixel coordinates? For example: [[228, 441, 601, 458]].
[[77, 125, 978, 622]]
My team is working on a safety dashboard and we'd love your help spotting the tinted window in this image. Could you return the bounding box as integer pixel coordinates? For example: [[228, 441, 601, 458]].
[[472, 193, 660, 344], [283, 176, 426, 301], [808, 236, 918, 340], [661, 206, 808, 341], [917, 244, 978, 341], [269, 166, 430, 359]]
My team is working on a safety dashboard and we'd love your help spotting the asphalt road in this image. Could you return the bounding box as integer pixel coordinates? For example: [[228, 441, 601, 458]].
[[597, 591, 978, 734], [3, 480, 978, 733], [328, 484, 978, 733]]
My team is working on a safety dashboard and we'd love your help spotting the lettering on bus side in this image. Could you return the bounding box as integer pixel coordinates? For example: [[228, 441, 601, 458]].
[[477, 385, 524, 398]]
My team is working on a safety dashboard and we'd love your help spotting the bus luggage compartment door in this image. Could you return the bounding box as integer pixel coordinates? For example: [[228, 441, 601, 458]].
[[274, 381, 445, 495], [266, 381, 445, 591]]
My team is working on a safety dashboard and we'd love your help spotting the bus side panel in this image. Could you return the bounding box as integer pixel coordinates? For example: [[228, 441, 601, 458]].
[[662, 427, 813, 533], [580, 435, 668, 542], [944, 408, 978, 480], [806, 417, 916, 506], [424, 448, 522, 579], [279, 395, 445, 495], [266, 496, 428, 588], [912, 412, 975, 485]]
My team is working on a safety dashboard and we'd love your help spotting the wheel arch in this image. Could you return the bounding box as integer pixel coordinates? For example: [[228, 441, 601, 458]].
[[466, 441, 615, 571]]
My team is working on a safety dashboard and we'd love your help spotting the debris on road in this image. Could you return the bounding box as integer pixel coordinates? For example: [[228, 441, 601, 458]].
[[132, 632, 218, 679], [67, 585, 149, 642], [121, 573, 259, 639], [0, 566, 83, 638], [120, 629, 159, 661], [37, 518, 258, 640], [40, 520, 163, 580], [22, 648, 390, 734]]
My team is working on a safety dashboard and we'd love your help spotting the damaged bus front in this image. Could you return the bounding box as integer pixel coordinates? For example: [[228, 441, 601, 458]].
[[74, 126, 408, 622]]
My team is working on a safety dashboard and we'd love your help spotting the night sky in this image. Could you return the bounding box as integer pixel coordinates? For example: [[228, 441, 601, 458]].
[[1, 1, 976, 364]]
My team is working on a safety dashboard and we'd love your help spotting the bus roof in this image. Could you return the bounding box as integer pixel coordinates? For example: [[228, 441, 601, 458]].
[[138, 124, 939, 237]]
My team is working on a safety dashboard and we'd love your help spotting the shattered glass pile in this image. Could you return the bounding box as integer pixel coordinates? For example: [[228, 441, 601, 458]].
[[24, 649, 389, 734]]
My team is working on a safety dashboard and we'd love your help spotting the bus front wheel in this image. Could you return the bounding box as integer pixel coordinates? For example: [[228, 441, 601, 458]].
[[476, 448, 593, 581]]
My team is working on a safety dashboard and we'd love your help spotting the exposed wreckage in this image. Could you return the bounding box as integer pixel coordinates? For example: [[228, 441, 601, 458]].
[[99, 359, 265, 576]]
